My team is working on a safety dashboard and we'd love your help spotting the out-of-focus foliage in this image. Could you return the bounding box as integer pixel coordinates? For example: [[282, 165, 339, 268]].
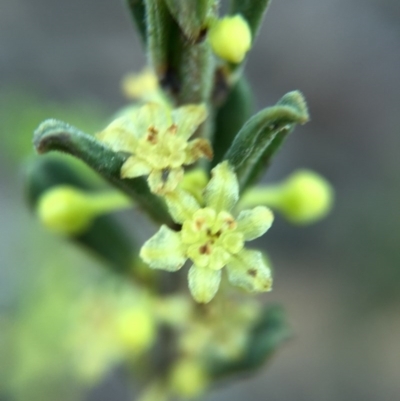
[[0, 90, 106, 164], [0, 91, 117, 401]]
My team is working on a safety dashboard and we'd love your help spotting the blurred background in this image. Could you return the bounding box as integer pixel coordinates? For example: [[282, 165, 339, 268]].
[[1, 0, 399, 400]]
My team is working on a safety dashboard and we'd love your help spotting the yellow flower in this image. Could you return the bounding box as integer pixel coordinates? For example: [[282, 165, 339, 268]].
[[121, 68, 159, 100], [209, 15, 252, 63], [140, 161, 274, 303], [97, 103, 213, 194]]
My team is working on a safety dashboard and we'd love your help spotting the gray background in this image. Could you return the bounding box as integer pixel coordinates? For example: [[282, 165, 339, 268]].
[[1, 0, 400, 400]]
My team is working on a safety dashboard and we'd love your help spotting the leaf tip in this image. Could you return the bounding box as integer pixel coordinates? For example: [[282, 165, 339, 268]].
[[278, 90, 309, 124]]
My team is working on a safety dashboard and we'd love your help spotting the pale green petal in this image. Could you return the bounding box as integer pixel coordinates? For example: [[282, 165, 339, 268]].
[[140, 225, 187, 271], [226, 249, 272, 292], [187, 244, 210, 268], [121, 156, 152, 178], [96, 117, 138, 152], [220, 231, 244, 254], [236, 206, 274, 241], [179, 168, 208, 204], [184, 138, 213, 165], [209, 246, 232, 270], [132, 103, 172, 135], [173, 104, 207, 140], [164, 189, 200, 224], [188, 265, 221, 303], [147, 168, 184, 195], [181, 220, 202, 244], [204, 161, 239, 212]]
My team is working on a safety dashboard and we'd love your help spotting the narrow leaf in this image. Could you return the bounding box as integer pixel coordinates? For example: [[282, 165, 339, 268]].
[[177, 40, 214, 107], [224, 91, 309, 192], [164, 0, 212, 41], [207, 305, 291, 379], [146, 0, 175, 81], [230, 0, 271, 39], [33, 119, 173, 226], [212, 76, 254, 166], [125, 0, 147, 45]]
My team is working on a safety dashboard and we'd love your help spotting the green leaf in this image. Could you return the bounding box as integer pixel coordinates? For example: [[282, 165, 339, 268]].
[[207, 305, 291, 379], [146, 0, 175, 81], [125, 0, 147, 45], [230, 0, 271, 39], [164, 0, 212, 41], [176, 39, 214, 107], [25, 155, 135, 273], [146, 0, 215, 115], [212, 76, 254, 166], [224, 91, 309, 192], [33, 119, 173, 226]]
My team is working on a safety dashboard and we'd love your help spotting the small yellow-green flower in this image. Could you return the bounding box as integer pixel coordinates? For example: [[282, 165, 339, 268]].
[[121, 68, 159, 100], [97, 103, 213, 194], [140, 161, 274, 303]]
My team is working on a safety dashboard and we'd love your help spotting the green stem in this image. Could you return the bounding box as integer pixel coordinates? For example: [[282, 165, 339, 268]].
[[89, 191, 133, 215], [238, 186, 283, 210]]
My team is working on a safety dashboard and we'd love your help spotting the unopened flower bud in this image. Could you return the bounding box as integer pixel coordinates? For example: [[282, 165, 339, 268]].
[[209, 15, 252, 63], [116, 307, 156, 354], [240, 170, 334, 224], [169, 358, 208, 398], [37, 186, 131, 235], [276, 170, 334, 223]]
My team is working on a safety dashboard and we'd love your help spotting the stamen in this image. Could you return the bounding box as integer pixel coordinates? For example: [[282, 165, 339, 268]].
[[167, 124, 178, 135], [146, 126, 158, 143], [195, 217, 205, 230], [199, 243, 212, 255]]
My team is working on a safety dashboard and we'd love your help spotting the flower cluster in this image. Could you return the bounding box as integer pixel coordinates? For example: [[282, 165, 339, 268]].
[[97, 101, 274, 303]]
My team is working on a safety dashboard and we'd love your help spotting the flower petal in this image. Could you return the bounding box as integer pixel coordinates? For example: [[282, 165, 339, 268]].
[[204, 161, 239, 212], [164, 189, 200, 224], [147, 168, 184, 195], [209, 246, 232, 270], [173, 104, 207, 140], [226, 249, 272, 292], [121, 156, 152, 178], [140, 225, 186, 271], [96, 117, 139, 152], [236, 206, 274, 241], [184, 138, 213, 165], [132, 103, 172, 135], [187, 245, 210, 268], [179, 168, 208, 204], [220, 231, 244, 254], [188, 265, 221, 303]]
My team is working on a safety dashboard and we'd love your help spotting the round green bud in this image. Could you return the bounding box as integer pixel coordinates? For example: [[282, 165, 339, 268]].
[[279, 170, 334, 224], [209, 15, 252, 63], [37, 186, 96, 235], [116, 307, 156, 354], [169, 358, 208, 399]]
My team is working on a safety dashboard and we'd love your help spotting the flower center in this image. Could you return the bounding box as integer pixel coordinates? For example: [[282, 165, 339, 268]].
[[182, 208, 244, 270], [137, 124, 187, 169]]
